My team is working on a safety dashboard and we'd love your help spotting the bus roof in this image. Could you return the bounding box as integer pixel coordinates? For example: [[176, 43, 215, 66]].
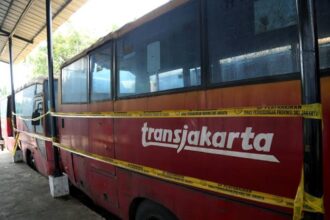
[[14, 76, 57, 94]]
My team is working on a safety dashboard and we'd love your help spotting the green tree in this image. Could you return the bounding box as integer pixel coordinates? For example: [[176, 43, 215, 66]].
[[26, 28, 95, 78], [0, 85, 8, 98]]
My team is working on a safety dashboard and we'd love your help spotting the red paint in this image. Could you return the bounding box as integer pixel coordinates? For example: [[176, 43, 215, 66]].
[[1, 97, 14, 151], [321, 77, 330, 217], [0, 83, 56, 177], [58, 79, 329, 219], [2, 77, 328, 219]]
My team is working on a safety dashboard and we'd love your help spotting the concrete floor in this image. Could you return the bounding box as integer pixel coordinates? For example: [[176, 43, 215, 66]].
[[0, 150, 104, 220]]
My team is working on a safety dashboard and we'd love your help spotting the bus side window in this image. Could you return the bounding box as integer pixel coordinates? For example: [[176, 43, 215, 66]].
[[207, 0, 300, 84], [117, 0, 201, 97], [90, 42, 112, 102], [15, 85, 36, 132], [62, 57, 88, 104], [316, 0, 330, 69], [32, 100, 42, 126]]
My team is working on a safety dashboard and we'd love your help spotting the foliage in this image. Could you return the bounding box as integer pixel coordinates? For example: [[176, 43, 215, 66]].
[[0, 85, 8, 98], [26, 28, 95, 78]]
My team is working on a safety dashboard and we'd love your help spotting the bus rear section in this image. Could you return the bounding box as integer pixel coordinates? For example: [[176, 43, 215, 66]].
[[0, 110, 3, 150], [14, 79, 58, 176], [0, 95, 15, 152], [56, 0, 329, 219], [0, 123, 3, 150]]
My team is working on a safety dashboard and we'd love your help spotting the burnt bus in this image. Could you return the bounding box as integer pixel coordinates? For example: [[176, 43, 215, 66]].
[[54, 0, 330, 219], [2, 78, 58, 175]]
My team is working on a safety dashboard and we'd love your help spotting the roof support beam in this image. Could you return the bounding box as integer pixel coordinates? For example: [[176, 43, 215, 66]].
[[46, 0, 61, 177], [31, 0, 72, 41], [0, 29, 34, 44], [8, 36, 16, 133], [13, 0, 72, 63], [296, 0, 323, 219]]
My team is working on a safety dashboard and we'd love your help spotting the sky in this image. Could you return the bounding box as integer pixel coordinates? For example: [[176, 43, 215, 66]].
[[0, 0, 169, 96]]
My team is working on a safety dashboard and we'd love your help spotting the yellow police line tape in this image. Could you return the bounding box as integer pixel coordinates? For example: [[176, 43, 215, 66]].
[[11, 133, 21, 156], [12, 111, 51, 121], [11, 129, 53, 156], [12, 103, 322, 121], [50, 103, 322, 119], [11, 103, 324, 218], [293, 169, 324, 219], [13, 129, 324, 218], [14, 129, 53, 142]]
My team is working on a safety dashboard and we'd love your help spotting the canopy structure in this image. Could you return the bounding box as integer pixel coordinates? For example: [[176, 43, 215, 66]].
[[0, 0, 86, 64], [0, 0, 87, 189]]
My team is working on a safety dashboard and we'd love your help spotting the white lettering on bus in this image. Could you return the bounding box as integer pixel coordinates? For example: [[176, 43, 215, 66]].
[[141, 123, 279, 163]]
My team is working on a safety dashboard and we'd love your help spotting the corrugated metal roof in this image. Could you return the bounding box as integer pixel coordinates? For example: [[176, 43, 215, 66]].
[[0, 0, 86, 64]]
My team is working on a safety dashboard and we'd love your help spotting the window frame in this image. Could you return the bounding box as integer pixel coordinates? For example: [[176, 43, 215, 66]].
[[88, 41, 114, 103], [204, 0, 301, 87], [61, 56, 89, 105], [15, 83, 38, 116], [114, 0, 301, 101], [115, 0, 204, 100], [60, 0, 315, 104], [32, 95, 45, 135]]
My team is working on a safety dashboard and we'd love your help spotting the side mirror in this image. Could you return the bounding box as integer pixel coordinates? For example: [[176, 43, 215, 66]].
[[31, 110, 41, 126]]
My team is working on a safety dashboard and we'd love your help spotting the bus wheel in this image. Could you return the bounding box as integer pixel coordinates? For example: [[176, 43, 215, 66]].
[[135, 200, 177, 220], [26, 150, 36, 170]]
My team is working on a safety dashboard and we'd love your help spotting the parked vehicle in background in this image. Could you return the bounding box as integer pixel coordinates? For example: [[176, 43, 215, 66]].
[[0, 95, 15, 152], [0, 121, 3, 151], [1, 78, 58, 176]]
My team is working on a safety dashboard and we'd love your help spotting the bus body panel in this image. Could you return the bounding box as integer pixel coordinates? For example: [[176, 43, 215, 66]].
[[88, 101, 118, 209], [4, 137, 15, 152], [58, 104, 90, 192], [0, 96, 15, 151], [16, 119, 49, 176], [116, 169, 290, 220], [113, 80, 302, 210], [321, 76, 330, 216], [58, 80, 310, 218], [1, 80, 59, 177]]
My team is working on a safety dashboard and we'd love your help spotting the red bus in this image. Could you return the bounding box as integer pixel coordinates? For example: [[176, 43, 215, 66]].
[[0, 113, 3, 150], [10, 0, 327, 219], [54, 0, 330, 219], [0, 108, 5, 151], [1, 78, 58, 176]]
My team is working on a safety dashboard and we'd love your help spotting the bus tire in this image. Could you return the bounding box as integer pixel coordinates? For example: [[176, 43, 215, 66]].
[[135, 200, 177, 220], [26, 150, 36, 170]]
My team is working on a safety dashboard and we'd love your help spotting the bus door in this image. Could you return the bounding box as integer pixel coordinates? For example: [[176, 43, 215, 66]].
[[69, 115, 89, 193], [60, 111, 90, 193], [88, 103, 118, 210], [60, 57, 90, 195], [87, 42, 118, 210], [31, 95, 47, 174], [33, 96, 46, 153]]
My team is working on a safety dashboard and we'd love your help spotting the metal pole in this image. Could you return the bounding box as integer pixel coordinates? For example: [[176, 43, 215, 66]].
[[46, 0, 61, 177], [8, 37, 16, 132], [296, 0, 323, 219]]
